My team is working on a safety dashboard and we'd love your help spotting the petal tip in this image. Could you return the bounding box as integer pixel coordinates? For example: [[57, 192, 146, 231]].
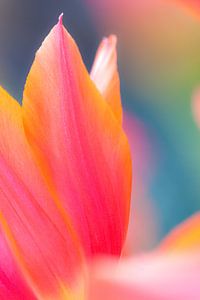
[[102, 35, 117, 49], [58, 13, 64, 25], [108, 35, 117, 46]]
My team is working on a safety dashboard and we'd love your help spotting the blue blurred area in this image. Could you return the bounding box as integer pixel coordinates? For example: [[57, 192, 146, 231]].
[[0, 0, 99, 100], [124, 85, 199, 239]]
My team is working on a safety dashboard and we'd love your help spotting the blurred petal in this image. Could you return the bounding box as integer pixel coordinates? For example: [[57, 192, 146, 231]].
[[159, 212, 200, 251], [192, 87, 200, 128], [88, 252, 200, 300], [123, 113, 158, 254], [90, 35, 122, 123], [88, 213, 200, 299], [22, 16, 131, 258], [0, 230, 36, 300], [0, 86, 83, 298]]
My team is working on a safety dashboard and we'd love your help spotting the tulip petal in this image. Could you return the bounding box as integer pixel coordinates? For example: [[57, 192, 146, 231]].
[[22, 16, 131, 258], [90, 35, 122, 123], [0, 230, 36, 300], [158, 212, 200, 252], [0, 87, 83, 299], [88, 252, 200, 300]]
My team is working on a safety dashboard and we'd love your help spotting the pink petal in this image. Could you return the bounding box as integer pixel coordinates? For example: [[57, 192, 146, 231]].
[[88, 213, 200, 299], [88, 252, 200, 300], [90, 35, 122, 123], [0, 230, 36, 300], [22, 16, 132, 259], [0, 87, 83, 298]]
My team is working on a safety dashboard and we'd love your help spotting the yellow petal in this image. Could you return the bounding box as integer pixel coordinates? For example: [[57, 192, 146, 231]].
[[159, 213, 200, 252]]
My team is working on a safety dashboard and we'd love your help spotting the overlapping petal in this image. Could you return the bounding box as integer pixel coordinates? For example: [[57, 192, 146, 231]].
[[87, 213, 200, 300], [22, 16, 132, 258], [90, 35, 122, 123], [0, 230, 36, 300], [0, 16, 132, 299], [0, 87, 84, 299]]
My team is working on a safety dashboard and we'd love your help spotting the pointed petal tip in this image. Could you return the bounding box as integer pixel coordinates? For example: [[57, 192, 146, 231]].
[[102, 35, 117, 48], [90, 33, 122, 123], [58, 13, 64, 25], [108, 35, 117, 46]]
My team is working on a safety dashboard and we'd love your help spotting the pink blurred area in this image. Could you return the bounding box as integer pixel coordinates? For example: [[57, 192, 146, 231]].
[[173, 0, 200, 17], [123, 113, 159, 254], [192, 87, 200, 128], [85, 0, 197, 29], [87, 251, 200, 300]]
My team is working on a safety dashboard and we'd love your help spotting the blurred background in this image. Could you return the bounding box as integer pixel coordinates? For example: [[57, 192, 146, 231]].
[[1, 0, 200, 253]]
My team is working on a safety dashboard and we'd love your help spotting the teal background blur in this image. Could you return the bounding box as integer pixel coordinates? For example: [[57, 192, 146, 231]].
[[1, 0, 200, 251]]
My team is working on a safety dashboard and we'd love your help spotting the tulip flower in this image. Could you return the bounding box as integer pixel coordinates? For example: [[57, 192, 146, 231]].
[[1, 14, 200, 300], [88, 213, 200, 300], [0, 15, 132, 299]]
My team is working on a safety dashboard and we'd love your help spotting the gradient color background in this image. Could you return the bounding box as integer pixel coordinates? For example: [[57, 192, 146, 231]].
[[1, 0, 200, 252]]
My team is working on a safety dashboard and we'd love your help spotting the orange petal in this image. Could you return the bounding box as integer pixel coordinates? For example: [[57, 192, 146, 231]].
[[158, 212, 200, 252], [0, 87, 83, 299], [87, 252, 200, 300], [90, 35, 122, 123], [22, 16, 131, 258]]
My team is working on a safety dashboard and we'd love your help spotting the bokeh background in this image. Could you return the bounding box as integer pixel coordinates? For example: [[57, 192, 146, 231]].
[[1, 0, 200, 253]]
